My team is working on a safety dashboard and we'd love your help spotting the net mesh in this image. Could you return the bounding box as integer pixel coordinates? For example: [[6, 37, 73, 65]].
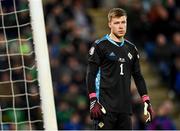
[[0, 0, 43, 130]]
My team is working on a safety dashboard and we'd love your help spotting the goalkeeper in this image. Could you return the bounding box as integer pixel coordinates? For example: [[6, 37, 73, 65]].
[[86, 8, 153, 129]]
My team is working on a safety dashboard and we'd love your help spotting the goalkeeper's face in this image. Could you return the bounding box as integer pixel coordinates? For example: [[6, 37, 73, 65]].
[[108, 16, 127, 38]]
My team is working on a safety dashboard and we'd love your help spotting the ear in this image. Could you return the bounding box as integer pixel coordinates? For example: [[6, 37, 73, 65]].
[[108, 22, 111, 28]]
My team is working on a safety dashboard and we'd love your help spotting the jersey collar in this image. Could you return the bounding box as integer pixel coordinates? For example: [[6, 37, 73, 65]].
[[105, 34, 124, 47]]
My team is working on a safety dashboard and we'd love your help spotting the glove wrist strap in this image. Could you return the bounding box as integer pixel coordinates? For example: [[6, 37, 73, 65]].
[[89, 92, 96, 99], [142, 95, 150, 103]]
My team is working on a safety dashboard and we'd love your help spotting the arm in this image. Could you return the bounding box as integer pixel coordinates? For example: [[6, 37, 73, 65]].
[[132, 49, 147, 96], [86, 43, 106, 119], [86, 43, 101, 99], [86, 62, 99, 99], [132, 47, 153, 122]]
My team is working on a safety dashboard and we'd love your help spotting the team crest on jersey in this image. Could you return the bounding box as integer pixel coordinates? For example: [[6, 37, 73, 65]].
[[98, 122, 104, 128], [89, 47, 95, 55], [128, 52, 133, 60]]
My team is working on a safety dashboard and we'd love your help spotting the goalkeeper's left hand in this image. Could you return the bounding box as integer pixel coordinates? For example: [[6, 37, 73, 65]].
[[142, 95, 154, 123]]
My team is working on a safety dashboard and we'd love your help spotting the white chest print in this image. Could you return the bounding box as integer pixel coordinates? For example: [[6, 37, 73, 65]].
[[118, 57, 125, 62]]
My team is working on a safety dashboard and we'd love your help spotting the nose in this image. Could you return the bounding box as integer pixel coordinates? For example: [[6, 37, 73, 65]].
[[119, 24, 123, 29]]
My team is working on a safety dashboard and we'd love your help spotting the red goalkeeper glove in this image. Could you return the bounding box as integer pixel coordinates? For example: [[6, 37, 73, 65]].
[[90, 97, 106, 120], [142, 95, 153, 122]]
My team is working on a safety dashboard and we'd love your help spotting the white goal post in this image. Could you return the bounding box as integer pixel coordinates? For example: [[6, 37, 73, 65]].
[[28, 0, 57, 130]]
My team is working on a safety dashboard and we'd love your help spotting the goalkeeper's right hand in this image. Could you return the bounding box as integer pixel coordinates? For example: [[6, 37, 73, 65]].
[[90, 97, 106, 120]]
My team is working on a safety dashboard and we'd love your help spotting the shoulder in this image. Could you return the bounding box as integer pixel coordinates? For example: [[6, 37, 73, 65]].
[[94, 35, 108, 46], [124, 39, 138, 52], [124, 39, 136, 48], [89, 36, 108, 55]]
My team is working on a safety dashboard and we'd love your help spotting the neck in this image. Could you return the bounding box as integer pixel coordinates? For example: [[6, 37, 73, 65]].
[[109, 33, 124, 42]]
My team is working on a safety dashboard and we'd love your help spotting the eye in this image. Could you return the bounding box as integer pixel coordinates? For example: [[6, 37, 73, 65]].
[[121, 21, 126, 24], [114, 22, 120, 24]]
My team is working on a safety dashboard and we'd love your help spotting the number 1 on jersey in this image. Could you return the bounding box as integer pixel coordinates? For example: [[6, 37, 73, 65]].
[[120, 64, 124, 75]]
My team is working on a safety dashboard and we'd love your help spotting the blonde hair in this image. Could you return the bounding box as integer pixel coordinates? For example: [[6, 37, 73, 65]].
[[108, 8, 127, 22]]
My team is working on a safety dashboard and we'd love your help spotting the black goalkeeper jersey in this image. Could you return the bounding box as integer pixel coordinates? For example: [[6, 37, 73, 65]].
[[86, 34, 148, 114]]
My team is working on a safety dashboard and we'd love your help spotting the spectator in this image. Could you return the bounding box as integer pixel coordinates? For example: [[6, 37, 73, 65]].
[[170, 55, 180, 100], [146, 100, 176, 130], [63, 112, 83, 130], [154, 33, 171, 82]]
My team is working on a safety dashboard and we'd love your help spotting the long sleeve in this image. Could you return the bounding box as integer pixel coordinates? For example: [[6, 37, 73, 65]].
[[132, 48, 148, 96], [86, 43, 103, 98], [86, 62, 99, 95]]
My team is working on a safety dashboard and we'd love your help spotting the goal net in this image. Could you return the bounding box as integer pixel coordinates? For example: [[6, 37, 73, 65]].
[[0, 0, 57, 130]]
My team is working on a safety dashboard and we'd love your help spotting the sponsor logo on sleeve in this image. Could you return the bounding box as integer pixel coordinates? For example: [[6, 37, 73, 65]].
[[89, 47, 95, 55]]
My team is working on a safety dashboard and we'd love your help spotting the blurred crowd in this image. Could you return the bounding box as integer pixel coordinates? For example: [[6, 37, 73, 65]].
[[0, 0, 179, 130], [44, 0, 180, 129]]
